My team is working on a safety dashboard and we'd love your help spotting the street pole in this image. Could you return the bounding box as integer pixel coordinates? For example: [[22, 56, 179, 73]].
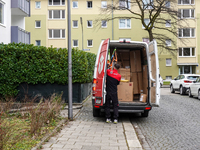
[[80, 17, 83, 50], [68, 0, 73, 120]]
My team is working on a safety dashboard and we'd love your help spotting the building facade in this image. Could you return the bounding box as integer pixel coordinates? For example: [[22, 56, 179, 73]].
[[0, 0, 30, 44], [25, 0, 200, 80]]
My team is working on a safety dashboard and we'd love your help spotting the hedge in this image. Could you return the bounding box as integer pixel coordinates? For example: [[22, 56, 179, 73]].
[[0, 43, 96, 97]]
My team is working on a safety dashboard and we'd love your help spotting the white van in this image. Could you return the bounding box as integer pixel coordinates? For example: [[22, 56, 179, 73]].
[[92, 38, 160, 117]]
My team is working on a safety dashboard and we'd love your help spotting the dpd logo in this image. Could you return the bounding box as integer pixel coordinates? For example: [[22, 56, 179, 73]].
[[98, 55, 104, 74]]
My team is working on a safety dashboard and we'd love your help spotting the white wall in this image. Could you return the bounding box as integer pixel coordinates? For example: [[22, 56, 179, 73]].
[[11, 16, 25, 29], [0, 0, 11, 44]]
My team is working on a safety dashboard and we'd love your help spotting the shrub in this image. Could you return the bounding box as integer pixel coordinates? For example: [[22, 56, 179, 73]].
[[0, 43, 96, 97]]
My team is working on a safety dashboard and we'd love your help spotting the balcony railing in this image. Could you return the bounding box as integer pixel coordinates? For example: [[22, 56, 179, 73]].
[[11, 0, 30, 16], [11, 26, 30, 44]]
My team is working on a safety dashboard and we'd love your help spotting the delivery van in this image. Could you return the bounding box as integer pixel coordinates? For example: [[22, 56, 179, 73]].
[[92, 38, 160, 117]]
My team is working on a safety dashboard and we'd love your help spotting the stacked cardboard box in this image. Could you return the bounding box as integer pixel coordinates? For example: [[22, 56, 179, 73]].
[[117, 82, 134, 102], [118, 68, 130, 81], [142, 65, 148, 95], [130, 50, 143, 94]]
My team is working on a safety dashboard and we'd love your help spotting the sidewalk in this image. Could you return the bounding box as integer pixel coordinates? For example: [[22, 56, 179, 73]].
[[40, 95, 143, 150]]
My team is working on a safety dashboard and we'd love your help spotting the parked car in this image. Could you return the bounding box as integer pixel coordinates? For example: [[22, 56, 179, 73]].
[[188, 76, 200, 99], [159, 75, 163, 87], [170, 74, 200, 95]]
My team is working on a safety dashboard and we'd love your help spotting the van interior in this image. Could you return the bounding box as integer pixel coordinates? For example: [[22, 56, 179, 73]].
[[108, 41, 149, 104]]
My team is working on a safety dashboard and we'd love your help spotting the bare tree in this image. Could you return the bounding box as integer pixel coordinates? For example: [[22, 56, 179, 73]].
[[95, 0, 192, 55]]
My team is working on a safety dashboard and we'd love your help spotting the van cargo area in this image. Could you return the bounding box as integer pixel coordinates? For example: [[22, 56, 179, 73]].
[[109, 42, 149, 105]]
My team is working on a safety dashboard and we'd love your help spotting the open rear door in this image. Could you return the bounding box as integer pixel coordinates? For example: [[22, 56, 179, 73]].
[[148, 40, 160, 107], [94, 38, 110, 105]]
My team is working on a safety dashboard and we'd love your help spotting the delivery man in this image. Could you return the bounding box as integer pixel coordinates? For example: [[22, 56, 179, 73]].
[[105, 63, 121, 124]]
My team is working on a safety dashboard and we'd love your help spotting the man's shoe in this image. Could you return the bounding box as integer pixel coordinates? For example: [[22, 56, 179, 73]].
[[114, 119, 118, 124], [106, 118, 112, 123]]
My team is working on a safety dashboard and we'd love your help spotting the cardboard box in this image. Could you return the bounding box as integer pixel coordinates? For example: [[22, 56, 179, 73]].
[[130, 50, 142, 72], [117, 82, 134, 102], [130, 72, 143, 94], [140, 94, 147, 103], [118, 68, 130, 81], [119, 52, 130, 61]]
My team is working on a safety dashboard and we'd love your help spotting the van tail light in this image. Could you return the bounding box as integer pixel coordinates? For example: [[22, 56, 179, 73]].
[[184, 80, 192, 83], [145, 107, 151, 110], [92, 78, 97, 96]]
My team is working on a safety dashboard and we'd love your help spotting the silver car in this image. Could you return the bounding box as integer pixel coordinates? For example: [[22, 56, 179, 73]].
[[188, 77, 200, 99], [170, 74, 200, 95]]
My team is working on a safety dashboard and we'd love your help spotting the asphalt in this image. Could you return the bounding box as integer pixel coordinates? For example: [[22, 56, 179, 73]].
[[38, 95, 143, 150]]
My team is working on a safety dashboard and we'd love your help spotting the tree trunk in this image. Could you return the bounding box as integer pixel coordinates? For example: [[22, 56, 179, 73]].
[[148, 29, 154, 42]]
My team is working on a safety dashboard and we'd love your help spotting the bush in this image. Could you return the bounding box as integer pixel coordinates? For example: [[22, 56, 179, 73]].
[[0, 43, 96, 97]]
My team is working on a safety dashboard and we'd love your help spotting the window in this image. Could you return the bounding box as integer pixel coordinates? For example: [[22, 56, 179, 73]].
[[178, 9, 194, 19], [166, 58, 172, 66], [178, 0, 194, 5], [166, 39, 171, 47], [179, 66, 193, 74], [49, 10, 65, 19], [87, 40, 93, 47], [73, 20, 78, 28], [165, 1, 170, 8], [35, 1, 41, 8], [73, 40, 78, 47], [0, 2, 4, 24], [72, 1, 78, 8], [36, 40, 41, 46], [119, 19, 131, 29], [142, 19, 149, 28], [119, 0, 131, 9], [49, 29, 65, 38], [35, 21, 41, 28], [166, 76, 172, 80], [102, 20, 107, 28], [166, 20, 171, 27], [178, 28, 195, 38], [101, 1, 107, 8], [87, 1, 92, 8], [179, 47, 195, 57], [143, 0, 153, 9], [87, 20, 93, 28], [49, 0, 65, 5]]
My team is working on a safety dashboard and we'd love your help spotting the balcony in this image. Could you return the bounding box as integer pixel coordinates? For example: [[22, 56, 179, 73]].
[[11, 26, 30, 44], [11, 0, 30, 16]]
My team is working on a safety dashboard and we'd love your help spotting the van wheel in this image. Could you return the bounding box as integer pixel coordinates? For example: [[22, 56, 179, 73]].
[[170, 85, 175, 93], [188, 88, 193, 97], [180, 86, 184, 95], [93, 108, 100, 117], [141, 111, 149, 117], [198, 90, 200, 100]]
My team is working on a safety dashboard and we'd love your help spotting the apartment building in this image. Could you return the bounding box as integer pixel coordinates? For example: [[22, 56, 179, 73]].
[[25, 0, 200, 80], [0, 0, 30, 44]]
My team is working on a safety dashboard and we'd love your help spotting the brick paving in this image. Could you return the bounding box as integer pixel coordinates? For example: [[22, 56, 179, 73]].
[[40, 96, 142, 150]]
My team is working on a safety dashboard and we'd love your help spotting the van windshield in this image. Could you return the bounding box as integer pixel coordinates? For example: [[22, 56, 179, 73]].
[[187, 76, 199, 80]]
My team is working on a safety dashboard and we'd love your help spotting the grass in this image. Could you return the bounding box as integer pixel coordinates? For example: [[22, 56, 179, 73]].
[[0, 93, 65, 150], [163, 81, 171, 85]]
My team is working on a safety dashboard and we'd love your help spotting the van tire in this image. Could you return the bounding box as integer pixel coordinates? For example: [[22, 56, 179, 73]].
[[93, 108, 100, 117], [141, 111, 149, 117], [170, 84, 175, 93]]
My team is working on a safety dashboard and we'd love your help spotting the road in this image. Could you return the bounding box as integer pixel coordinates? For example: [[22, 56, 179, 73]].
[[130, 88, 200, 150]]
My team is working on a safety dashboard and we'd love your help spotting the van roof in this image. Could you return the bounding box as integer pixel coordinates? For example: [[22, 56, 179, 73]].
[[109, 40, 147, 50]]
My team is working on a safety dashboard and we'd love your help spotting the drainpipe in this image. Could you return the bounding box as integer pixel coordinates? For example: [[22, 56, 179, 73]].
[[112, 0, 114, 40]]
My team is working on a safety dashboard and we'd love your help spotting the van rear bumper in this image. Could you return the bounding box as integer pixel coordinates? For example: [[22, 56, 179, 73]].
[[95, 105, 152, 113]]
